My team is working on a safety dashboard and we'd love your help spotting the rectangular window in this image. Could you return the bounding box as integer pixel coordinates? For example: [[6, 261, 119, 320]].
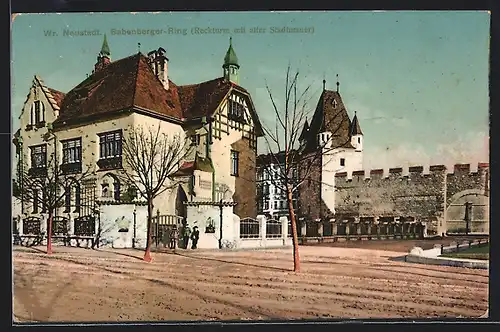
[[274, 201, 278, 210], [30, 144, 47, 169], [62, 138, 82, 164], [99, 130, 122, 159], [340, 158, 345, 167], [228, 100, 246, 122], [190, 134, 200, 146], [97, 130, 123, 170], [230, 150, 239, 176], [264, 201, 269, 210]]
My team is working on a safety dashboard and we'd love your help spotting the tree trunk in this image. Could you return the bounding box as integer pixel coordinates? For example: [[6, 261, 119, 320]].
[[287, 187, 300, 272], [47, 211, 53, 255], [143, 199, 153, 262]]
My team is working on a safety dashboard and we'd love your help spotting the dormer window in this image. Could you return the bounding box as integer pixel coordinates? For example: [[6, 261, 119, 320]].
[[228, 99, 246, 123], [332, 99, 337, 108]]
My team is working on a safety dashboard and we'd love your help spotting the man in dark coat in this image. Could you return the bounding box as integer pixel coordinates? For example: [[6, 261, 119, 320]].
[[190, 226, 200, 249], [181, 221, 192, 249]]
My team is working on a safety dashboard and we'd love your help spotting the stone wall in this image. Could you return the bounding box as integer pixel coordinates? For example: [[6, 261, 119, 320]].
[[98, 203, 148, 249], [333, 163, 489, 234]]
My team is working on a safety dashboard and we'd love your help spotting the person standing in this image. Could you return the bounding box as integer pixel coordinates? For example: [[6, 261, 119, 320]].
[[190, 226, 200, 249], [169, 225, 179, 249], [181, 221, 192, 249]]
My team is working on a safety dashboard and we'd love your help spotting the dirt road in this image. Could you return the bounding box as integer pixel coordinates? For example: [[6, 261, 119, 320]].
[[13, 246, 488, 322]]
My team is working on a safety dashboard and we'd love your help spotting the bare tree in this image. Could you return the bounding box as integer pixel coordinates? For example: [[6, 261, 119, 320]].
[[259, 66, 353, 272], [121, 124, 192, 262], [14, 134, 94, 255]]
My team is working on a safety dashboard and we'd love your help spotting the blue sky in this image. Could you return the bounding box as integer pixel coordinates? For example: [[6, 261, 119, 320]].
[[11, 11, 490, 171]]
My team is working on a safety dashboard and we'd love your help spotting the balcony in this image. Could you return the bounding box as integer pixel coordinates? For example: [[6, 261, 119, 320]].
[[28, 167, 47, 178], [60, 162, 82, 175], [97, 157, 122, 171]]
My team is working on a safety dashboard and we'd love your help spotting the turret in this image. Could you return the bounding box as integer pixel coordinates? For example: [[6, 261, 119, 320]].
[[94, 34, 111, 73], [222, 37, 240, 84], [350, 111, 363, 152]]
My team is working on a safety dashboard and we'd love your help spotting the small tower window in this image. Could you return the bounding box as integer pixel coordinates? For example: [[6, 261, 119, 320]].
[[332, 99, 337, 108], [340, 158, 345, 167], [358, 137, 361, 144]]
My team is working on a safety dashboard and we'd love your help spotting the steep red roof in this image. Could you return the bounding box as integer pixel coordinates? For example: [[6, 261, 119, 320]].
[[47, 88, 65, 108], [53, 52, 262, 135], [54, 53, 182, 126], [178, 77, 237, 119]]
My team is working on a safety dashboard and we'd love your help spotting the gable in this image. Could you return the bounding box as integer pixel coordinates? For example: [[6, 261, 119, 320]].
[[19, 76, 64, 126]]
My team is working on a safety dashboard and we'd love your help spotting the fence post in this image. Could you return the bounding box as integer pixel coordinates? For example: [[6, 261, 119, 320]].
[[469, 240, 472, 248], [440, 244, 444, 255], [330, 219, 337, 236], [18, 215, 24, 236], [456, 242, 460, 253], [280, 216, 288, 245], [257, 215, 266, 247]]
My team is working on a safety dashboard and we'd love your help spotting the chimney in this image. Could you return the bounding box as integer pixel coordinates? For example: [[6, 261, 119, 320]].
[[147, 47, 169, 90]]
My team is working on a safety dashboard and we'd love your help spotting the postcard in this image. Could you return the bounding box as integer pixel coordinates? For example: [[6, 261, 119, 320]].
[[11, 11, 490, 322]]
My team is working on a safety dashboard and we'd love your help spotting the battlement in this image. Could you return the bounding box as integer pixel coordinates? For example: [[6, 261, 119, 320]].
[[333, 162, 488, 184]]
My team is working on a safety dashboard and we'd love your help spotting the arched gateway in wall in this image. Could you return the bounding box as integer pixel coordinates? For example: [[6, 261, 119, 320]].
[[446, 189, 489, 234]]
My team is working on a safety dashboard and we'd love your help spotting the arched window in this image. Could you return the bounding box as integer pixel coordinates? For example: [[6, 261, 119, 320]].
[[101, 173, 120, 201], [31, 100, 44, 126]]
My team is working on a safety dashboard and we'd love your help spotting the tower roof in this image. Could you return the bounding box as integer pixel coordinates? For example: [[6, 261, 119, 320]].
[[223, 37, 239, 68], [100, 34, 111, 57], [350, 112, 363, 135], [299, 119, 310, 141], [303, 89, 355, 151]]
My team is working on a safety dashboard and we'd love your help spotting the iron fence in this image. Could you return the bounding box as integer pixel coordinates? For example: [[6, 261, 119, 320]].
[[266, 219, 282, 238], [240, 218, 260, 238]]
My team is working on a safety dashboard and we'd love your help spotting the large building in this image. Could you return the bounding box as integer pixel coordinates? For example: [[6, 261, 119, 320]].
[[13, 36, 264, 242], [256, 151, 299, 218]]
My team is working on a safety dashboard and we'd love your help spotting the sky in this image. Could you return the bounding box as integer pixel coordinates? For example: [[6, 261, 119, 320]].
[[11, 11, 490, 172]]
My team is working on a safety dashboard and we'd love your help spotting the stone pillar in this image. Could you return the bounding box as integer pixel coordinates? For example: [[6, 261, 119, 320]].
[[376, 218, 381, 236], [317, 221, 324, 237], [18, 215, 24, 235], [330, 219, 337, 235], [345, 221, 350, 235], [68, 214, 75, 235], [300, 219, 306, 237], [40, 214, 47, 234], [355, 217, 361, 235], [395, 217, 401, 238], [367, 222, 372, 236], [257, 215, 267, 247], [280, 216, 288, 245]]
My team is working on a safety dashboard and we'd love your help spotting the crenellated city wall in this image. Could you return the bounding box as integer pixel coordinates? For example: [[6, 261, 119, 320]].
[[333, 163, 489, 234]]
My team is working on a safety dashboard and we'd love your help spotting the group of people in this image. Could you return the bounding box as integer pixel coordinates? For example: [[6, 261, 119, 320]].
[[166, 221, 200, 250]]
